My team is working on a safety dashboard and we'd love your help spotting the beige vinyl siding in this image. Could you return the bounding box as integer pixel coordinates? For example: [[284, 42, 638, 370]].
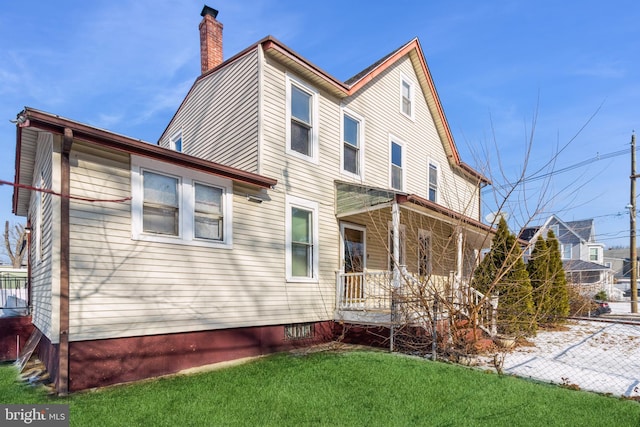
[[29, 132, 58, 342], [159, 49, 260, 173], [341, 209, 460, 279], [342, 57, 480, 219], [260, 56, 341, 312], [67, 142, 333, 341]]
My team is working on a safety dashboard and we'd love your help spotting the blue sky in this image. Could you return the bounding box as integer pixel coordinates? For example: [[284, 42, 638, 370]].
[[1, 0, 639, 262]]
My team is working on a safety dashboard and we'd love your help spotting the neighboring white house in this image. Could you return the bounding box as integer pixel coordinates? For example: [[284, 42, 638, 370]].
[[12, 6, 492, 393], [520, 215, 616, 298]]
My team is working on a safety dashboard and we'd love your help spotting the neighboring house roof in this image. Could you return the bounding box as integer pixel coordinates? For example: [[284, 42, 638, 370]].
[[563, 260, 611, 273], [519, 215, 596, 244], [565, 219, 594, 242], [12, 107, 277, 216], [159, 35, 490, 186], [519, 227, 540, 242]]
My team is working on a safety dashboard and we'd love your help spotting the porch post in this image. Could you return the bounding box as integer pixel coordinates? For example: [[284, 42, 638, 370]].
[[392, 200, 400, 289], [455, 229, 463, 302], [390, 199, 400, 352]]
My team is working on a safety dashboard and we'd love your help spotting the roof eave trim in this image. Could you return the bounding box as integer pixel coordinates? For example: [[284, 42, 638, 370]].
[[18, 108, 277, 190]]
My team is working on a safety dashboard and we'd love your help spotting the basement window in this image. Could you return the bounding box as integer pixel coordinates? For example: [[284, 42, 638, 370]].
[[285, 323, 314, 340]]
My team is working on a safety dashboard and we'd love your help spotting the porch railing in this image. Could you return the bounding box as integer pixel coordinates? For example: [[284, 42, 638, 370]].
[[336, 269, 498, 336], [0, 276, 29, 316], [336, 270, 392, 310]]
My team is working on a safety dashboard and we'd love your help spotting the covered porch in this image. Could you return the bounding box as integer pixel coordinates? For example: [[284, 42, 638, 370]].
[[334, 182, 496, 334]]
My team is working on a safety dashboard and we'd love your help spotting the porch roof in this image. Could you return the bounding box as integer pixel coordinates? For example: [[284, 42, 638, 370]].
[[335, 181, 494, 235]]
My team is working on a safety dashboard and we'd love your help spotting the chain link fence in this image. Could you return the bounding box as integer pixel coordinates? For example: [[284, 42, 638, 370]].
[[475, 317, 640, 399]]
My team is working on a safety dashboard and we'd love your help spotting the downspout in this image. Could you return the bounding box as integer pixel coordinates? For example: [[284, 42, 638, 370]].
[[26, 219, 32, 313], [57, 128, 72, 395]]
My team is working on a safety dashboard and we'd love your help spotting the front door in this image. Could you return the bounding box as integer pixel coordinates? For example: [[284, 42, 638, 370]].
[[341, 223, 366, 304]]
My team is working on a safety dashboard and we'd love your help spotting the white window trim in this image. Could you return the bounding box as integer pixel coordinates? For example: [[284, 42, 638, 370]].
[[169, 129, 183, 152], [340, 222, 367, 273], [400, 72, 415, 121], [285, 195, 319, 282], [340, 106, 365, 180], [427, 158, 440, 203], [549, 224, 559, 237], [561, 244, 572, 260], [389, 135, 406, 191], [131, 155, 233, 249], [285, 74, 319, 164]]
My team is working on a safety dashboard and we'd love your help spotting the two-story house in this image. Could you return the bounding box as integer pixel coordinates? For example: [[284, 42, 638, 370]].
[[11, 6, 492, 393], [520, 215, 615, 297]]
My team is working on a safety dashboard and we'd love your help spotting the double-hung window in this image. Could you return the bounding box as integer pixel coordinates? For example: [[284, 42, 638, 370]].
[[589, 247, 599, 262], [286, 196, 319, 281], [400, 73, 415, 120], [561, 244, 572, 260], [390, 137, 404, 191], [286, 74, 318, 163], [428, 160, 439, 202], [132, 155, 232, 248], [194, 183, 223, 241], [142, 171, 180, 236], [341, 108, 364, 178]]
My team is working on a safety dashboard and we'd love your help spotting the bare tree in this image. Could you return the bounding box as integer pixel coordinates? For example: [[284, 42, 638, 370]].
[[335, 104, 598, 363], [3, 221, 27, 268]]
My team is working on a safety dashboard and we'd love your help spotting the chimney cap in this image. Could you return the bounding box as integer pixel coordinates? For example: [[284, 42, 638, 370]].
[[201, 5, 219, 19]]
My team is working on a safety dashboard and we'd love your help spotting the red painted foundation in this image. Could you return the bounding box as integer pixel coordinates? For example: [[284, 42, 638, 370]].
[[0, 316, 34, 362], [39, 322, 334, 392]]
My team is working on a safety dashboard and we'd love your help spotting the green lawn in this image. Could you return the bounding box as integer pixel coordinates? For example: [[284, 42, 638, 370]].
[[1, 350, 639, 426]]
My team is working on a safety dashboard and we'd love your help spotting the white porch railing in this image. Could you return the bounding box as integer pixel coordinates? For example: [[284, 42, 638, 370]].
[[336, 270, 392, 310], [336, 269, 498, 336]]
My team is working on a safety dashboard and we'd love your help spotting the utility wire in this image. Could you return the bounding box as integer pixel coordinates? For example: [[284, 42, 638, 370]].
[[0, 179, 132, 203], [482, 147, 629, 193]]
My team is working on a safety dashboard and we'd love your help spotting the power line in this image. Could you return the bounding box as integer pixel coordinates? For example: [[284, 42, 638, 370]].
[[482, 147, 629, 193]]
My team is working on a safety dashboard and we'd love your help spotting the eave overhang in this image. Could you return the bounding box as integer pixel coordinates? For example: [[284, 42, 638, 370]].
[[12, 108, 277, 216]]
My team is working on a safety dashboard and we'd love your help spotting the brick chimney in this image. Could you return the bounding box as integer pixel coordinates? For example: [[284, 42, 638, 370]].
[[199, 5, 223, 74]]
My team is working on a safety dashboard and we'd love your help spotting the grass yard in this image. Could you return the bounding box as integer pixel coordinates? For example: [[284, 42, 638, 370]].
[[1, 350, 639, 426]]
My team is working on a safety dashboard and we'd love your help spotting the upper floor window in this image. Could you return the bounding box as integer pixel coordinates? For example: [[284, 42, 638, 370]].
[[428, 160, 439, 202], [589, 247, 599, 262], [286, 74, 319, 163], [170, 130, 183, 152], [549, 224, 559, 237], [390, 138, 404, 191], [132, 155, 232, 248], [341, 108, 364, 178], [562, 244, 571, 260], [400, 73, 415, 120], [286, 196, 319, 282]]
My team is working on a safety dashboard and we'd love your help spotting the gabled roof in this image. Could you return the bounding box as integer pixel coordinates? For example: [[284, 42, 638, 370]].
[[565, 219, 595, 242], [520, 214, 595, 244], [161, 36, 489, 186], [12, 108, 277, 216]]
